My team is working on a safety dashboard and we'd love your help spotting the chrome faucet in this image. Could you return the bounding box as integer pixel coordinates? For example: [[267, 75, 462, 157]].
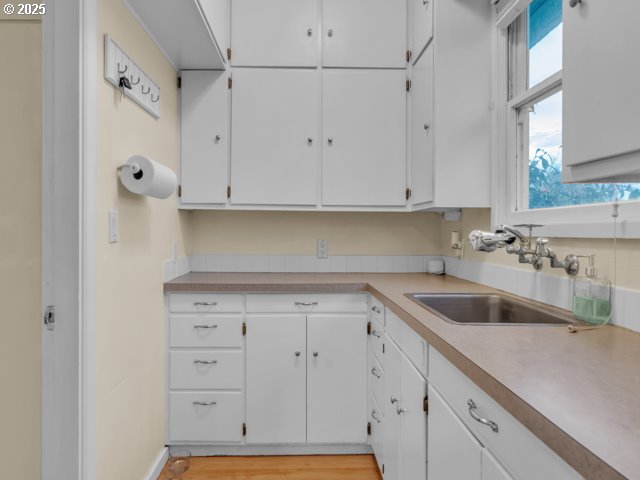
[[469, 224, 580, 276]]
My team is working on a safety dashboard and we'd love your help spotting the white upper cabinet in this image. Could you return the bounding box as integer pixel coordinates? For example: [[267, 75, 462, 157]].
[[410, 0, 433, 62], [230, 0, 318, 67], [322, 70, 407, 206], [307, 315, 368, 444], [200, 0, 229, 55], [230, 69, 320, 205], [563, 0, 640, 183], [322, 0, 407, 68], [180, 71, 229, 204], [410, 44, 434, 206]]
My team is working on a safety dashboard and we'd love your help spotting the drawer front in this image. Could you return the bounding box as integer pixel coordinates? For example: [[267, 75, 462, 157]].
[[169, 293, 243, 313], [369, 353, 385, 407], [386, 308, 428, 377], [429, 349, 580, 480], [246, 294, 368, 313], [369, 317, 385, 368], [370, 394, 384, 472], [170, 351, 243, 390], [369, 296, 385, 324], [169, 392, 243, 443], [169, 315, 243, 348]]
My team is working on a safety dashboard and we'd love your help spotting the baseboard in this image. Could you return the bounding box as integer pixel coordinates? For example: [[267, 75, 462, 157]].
[[144, 446, 169, 480], [168, 444, 373, 457]]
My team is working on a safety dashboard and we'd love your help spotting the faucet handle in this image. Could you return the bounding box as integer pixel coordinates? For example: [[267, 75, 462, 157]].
[[514, 224, 544, 239]]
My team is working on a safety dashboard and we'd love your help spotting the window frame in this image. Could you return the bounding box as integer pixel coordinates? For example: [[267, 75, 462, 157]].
[[492, 5, 640, 238]]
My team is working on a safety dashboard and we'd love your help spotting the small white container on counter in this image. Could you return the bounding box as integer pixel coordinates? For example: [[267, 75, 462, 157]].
[[427, 259, 445, 275]]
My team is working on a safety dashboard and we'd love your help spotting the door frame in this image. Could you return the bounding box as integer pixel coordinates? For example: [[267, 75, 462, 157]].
[[42, 0, 96, 478]]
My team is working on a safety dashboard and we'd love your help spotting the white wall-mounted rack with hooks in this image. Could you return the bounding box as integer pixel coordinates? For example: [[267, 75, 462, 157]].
[[104, 34, 161, 118]]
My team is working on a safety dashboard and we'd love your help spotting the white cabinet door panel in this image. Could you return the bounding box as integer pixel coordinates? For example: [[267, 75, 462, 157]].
[[411, 0, 433, 61], [383, 337, 402, 480], [410, 45, 434, 205], [322, 70, 407, 206], [231, 0, 318, 66], [428, 385, 482, 480], [170, 392, 243, 442], [399, 356, 427, 480], [483, 449, 515, 480], [169, 315, 243, 348], [231, 69, 319, 205], [246, 316, 307, 443], [169, 350, 243, 390], [307, 315, 368, 443], [180, 70, 229, 204], [322, 0, 406, 68], [563, 0, 640, 170], [200, 0, 228, 55], [370, 395, 384, 472]]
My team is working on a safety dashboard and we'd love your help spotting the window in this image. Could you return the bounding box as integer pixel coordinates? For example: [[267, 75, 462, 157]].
[[507, 0, 640, 213]]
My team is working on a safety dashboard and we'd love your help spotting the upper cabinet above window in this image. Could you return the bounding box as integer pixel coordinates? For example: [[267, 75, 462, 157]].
[[563, 0, 640, 183]]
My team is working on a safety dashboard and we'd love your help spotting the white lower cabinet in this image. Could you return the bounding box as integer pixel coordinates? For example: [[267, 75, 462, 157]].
[[245, 315, 308, 444], [170, 392, 243, 443]]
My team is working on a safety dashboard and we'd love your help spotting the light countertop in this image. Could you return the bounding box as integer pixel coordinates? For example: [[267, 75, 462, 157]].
[[165, 272, 640, 479]]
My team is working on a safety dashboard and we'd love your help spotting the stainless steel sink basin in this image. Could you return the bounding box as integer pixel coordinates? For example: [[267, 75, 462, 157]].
[[406, 293, 583, 326]]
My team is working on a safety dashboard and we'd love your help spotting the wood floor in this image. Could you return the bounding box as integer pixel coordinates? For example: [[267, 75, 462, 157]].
[[158, 455, 382, 480]]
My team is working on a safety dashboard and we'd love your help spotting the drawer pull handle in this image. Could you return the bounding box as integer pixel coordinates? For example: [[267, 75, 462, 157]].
[[371, 305, 381, 314], [390, 397, 398, 405], [193, 324, 218, 329], [193, 301, 217, 306], [371, 329, 381, 338], [193, 360, 218, 365], [371, 410, 382, 423], [396, 406, 407, 415], [371, 367, 381, 379], [193, 401, 217, 406], [467, 399, 499, 433], [294, 301, 318, 306]]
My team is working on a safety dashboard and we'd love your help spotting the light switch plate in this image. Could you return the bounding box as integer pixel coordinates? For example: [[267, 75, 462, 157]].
[[317, 239, 328, 259], [109, 209, 119, 243]]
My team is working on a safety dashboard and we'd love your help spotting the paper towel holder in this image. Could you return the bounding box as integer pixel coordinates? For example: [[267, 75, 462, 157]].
[[117, 162, 143, 180]]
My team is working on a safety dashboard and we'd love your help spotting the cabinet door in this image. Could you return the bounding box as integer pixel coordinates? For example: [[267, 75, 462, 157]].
[[231, 69, 320, 205], [411, 0, 433, 61], [382, 338, 402, 480], [322, 70, 407, 206], [482, 449, 514, 480], [399, 355, 427, 480], [231, 0, 318, 66], [180, 70, 229, 204], [322, 0, 406, 68], [563, 0, 640, 180], [245, 316, 307, 443], [200, 0, 228, 55], [428, 385, 482, 480], [307, 315, 368, 443], [410, 44, 434, 205]]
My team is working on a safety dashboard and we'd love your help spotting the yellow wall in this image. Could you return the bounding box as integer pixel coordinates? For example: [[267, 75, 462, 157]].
[[96, 1, 189, 478], [441, 209, 640, 290], [0, 15, 42, 480], [191, 211, 442, 255]]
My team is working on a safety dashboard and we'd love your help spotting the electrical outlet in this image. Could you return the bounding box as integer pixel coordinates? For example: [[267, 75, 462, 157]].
[[317, 239, 328, 259], [109, 209, 119, 243]]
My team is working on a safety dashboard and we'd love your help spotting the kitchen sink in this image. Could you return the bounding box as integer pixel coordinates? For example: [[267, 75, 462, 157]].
[[406, 293, 583, 326]]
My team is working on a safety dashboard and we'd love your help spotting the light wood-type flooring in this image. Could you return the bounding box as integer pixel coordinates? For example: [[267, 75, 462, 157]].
[[158, 454, 383, 480]]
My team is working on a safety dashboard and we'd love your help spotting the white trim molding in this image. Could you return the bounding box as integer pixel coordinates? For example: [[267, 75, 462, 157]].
[[144, 447, 169, 480]]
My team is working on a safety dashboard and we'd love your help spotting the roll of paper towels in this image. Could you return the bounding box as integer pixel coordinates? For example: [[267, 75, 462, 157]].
[[120, 155, 177, 199]]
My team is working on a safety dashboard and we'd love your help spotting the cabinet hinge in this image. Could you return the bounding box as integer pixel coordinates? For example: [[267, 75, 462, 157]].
[[382, 343, 385, 354], [406, 79, 412, 92], [406, 187, 412, 200], [227, 185, 232, 199], [367, 321, 372, 335], [228, 77, 232, 90], [382, 464, 385, 474], [177, 185, 182, 198], [424, 395, 429, 414], [177, 76, 182, 89], [406, 49, 412, 62], [227, 48, 232, 61], [242, 321, 246, 336], [242, 422, 247, 436], [43, 305, 55, 331], [367, 422, 372, 436]]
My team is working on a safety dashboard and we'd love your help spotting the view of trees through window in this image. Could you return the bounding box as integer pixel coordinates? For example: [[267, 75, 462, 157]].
[[525, 0, 640, 209]]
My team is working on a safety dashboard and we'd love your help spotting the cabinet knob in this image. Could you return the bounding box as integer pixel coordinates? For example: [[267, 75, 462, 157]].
[[215, 134, 221, 143], [423, 0, 429, 5], [391, 397, 398, 405], [328, 29, 333, 38], [313, 352, 319, 357], [569, 0, 581, 7], [307, 137, 313, 145], [424, 124, 430, 133], [396, 407, 407, 415], [295, 351, 301, 357], [307, 28, 313, 37], [327, 138, 333, 145]]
